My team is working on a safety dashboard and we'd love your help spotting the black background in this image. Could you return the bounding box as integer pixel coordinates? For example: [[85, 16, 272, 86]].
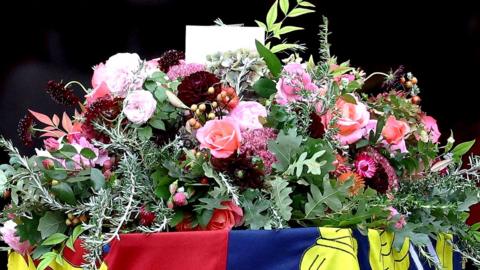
[[1, 0, 479, 267]]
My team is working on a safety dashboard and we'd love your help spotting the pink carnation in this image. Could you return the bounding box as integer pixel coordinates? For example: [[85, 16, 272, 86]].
[[167, 60, 205, 80], [0, 220, 31, 255], [229, 101, 267, 130], [354, 152, 377, 178], [43, 138, 60, 152], [275, 63, 318, 105]]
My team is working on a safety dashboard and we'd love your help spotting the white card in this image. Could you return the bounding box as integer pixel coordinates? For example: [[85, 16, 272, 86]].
[[185, 25, 265, 64]]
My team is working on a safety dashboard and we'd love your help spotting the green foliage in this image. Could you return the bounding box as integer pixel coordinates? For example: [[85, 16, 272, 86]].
[[241, 189, 274, 229], [51, 183, 76, 205], [16, 215, 42, 245], [451, 140, 475, 162], [305, 178, 352, 218], [90, 168, 105, 191], [256, 0, 314, 53], [268, 128, 302, 172], [253, 78, 277, 98], [38, 211, 67, 239], [255, 40, 282, 78], [41, 233, 68, 246], [270, 177, 293, 220], [286, 151, 326, 178]]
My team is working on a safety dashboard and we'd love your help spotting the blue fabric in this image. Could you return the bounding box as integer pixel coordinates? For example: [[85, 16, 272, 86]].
[[227, 227, 319, 270]]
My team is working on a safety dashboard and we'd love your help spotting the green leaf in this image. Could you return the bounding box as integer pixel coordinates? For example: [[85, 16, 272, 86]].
[[278, 26, 304, 35], [268, 129, 302, 172], [305, 178, 349, 218], [270, 177, 293, 220], [253, 78, 277, 98], [279, 0, 289, 15], [198, 210, 214, 227], [458, 193, 480, 212], [255, 40, 282, 78], [37, 252, 57, 270], [270, 43, 300, 53], [266, 0, 278, 29], [138, 126, 153, 141], [151, 71, 167, 82], [90, 168, 105, 191], [51, 183, 76, 205], [298, 1, 315, 7], [286, 151, 326, 177], [452, 140, 475, 158], [255, 20, 268, 31], [288, 7, 314, 17], [42, 233, 68, 246], [144, 80, 157, 91], [80, 148, 97, 160], [58, 144, 78, 158], [340, 93, 357, 104], [66, 225, 85, 251], [155, 185, 170, 200], [38, 211, 67, 239], [45, 169, 68, 181], [169, 211, 184, 227], [32, 245, 51, 260], [149, 118, 166, 130], [154, 88, 167, 102], [17, 215, 42, 245]]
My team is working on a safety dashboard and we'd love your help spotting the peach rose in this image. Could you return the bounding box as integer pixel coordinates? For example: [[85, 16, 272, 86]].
[[323, 96, 370, 144], [382, 115, 410, 153], [196, 117, 242, 158], [206, 201, 243, 231]]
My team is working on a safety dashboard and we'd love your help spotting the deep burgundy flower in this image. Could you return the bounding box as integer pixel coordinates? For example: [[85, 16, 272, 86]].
[[177, 71, 221, 106], [211, 154, 264, 190], [139, 206, 156, 226], [82, 97, 122, 141], [309, 112, 325, 139], [158, 50, 185, 73], [362, 147, 399, 193], [45, 80, 80, 106], [17, 114, 35, 146]]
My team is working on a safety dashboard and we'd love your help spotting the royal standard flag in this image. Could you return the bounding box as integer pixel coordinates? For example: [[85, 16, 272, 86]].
[[8, 227, 461, 270]]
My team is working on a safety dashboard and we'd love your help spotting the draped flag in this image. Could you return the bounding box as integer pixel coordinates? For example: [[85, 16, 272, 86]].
[[8, 227, 461, 270]]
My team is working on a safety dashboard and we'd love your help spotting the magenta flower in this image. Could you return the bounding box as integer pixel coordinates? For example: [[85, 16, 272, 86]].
[[239, 128, 277, 174], [354, 152, 377, 178], [275, 63, 318, 105]]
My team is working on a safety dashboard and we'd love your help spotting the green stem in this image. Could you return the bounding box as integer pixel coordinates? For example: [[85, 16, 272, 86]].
[[65, 81, 89, 94]]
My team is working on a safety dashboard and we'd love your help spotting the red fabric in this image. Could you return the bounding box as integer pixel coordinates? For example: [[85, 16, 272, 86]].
[[62, 239, 87, 267], [102, 230, 229, 270]]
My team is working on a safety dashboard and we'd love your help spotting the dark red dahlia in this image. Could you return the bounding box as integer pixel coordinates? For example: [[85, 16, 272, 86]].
[[17, 113, 35, 146], [139, 206, 156, 226], [46, 80, 80, 106], [362, 147, 399, 194], [158, 50, 185, 73], [308, 112, 325, 139], [211, 154, 264, 190], [177, 71, 221, 106], [82, 97, 122, 141]]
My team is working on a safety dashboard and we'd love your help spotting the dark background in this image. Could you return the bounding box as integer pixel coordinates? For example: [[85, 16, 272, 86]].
[[1, 0, 479, 266]]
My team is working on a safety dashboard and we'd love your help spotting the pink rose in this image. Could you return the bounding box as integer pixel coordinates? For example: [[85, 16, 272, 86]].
[[382, 116, 410, 153], [420, 114, 441, 143], [323, 96, 370, 144], [87, 53, 143, 103], [229, 101, 267, 130], [0, 220, 31, 255], [275, 63, 318, 105], [44, 138, 60, 152], [122, 90, 157, 124], [196, 117, 242, 158], [173, 192, 188, 206], [206, 201, 243, 230]]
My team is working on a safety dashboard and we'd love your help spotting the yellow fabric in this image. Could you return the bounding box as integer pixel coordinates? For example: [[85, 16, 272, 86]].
[[300, 227, 359, 270], [368, 229, 410, 270], [7, 252, 82, 270], [99, 262, 109, 270], [436, 233, 453, 270]]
